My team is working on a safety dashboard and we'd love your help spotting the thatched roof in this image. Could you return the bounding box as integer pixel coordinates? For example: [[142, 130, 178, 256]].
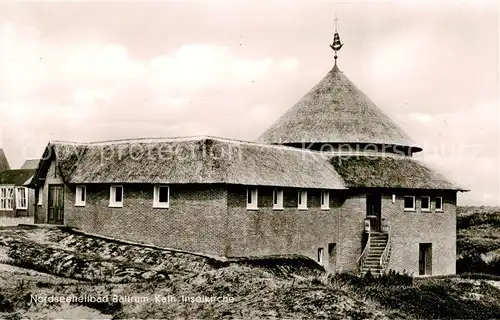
[[0, 149, 10, 172], [0, 169, 36, 186], [330, 155, 465, 190], [32, 137, 346, 189], [20, 159, 40, 170], [258, 65, 422, 152]]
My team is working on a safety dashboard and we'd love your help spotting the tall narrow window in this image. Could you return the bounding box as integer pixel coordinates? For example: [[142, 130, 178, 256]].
[[15, 187, 27, 210], [37, 186, 43, 206], [154, 185, 170, 208], [75, 186, 86, 207], [421, 196, 430, 212], [321, 191, 330, 210], [298, 190, 308, 210], [247, 188, 258, 210], [109, 185, 123, 208], [435, 197, 443, 212], [273, 189, 283, 210], [0, 187, 14, 210], [317, 247, 324, 265], [404, 196, 415, 211]]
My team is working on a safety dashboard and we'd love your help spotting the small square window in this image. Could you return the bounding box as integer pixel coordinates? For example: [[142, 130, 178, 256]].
[[321, 191, 330, 210], [109, 185, 123, 208], [298, 190, 308, 210], [154, 186, 169, 208], [435, 197, 443, 211], [75, 186, 86, 207], [421, 196, 430, 211], [404, 196, 415, 211], [247, 188, 258, 210], [273, 189, 283, 210]]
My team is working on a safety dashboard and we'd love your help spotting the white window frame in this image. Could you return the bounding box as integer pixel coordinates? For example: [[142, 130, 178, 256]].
[[435, 197, 443, 212], [153, 185, 170, 208], [317, 247, 324, 265], [421, 196, 431, 212], [15, 187, 28, 210], [75, 185, 86, 207], [247, 188, 258, 210], [321, 191, 330, 210], [404, 195, 415, 211], [298, 190, 308, 210], [0, 186, 14, 211], [273, 189, 283, 210], [37, 186, 43, 206], [109, 185, 124, 208]]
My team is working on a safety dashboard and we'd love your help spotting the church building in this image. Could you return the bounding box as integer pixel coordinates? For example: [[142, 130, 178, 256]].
[[28, 27, 465, 276]]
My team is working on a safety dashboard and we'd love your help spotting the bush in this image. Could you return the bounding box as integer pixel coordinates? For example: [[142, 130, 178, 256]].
[[329, 269, 413, 287], [457, 253, 500, 276]]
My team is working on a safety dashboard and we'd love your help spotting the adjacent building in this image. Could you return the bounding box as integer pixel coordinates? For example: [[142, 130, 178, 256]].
[[0, 151, 38, 225]]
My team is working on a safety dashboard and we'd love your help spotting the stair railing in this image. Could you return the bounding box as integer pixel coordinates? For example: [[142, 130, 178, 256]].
[[358, 218, 371, 272], [379, 219, 391, 275]]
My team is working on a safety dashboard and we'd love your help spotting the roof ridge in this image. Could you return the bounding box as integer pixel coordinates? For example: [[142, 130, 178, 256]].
[[50, 136, 328, 156]]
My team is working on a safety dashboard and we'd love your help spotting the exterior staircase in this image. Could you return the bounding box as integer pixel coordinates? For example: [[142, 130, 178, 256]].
[[358, 218, 392, 276], [361, 232, 388, 276]]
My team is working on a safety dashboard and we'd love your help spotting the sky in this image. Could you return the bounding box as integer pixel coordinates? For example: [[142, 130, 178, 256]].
[[0, 1, 498, 206]]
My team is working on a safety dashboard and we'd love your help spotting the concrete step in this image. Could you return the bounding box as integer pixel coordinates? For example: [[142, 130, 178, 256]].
[[366, 257, 382, 262], [364, 263, 381, 268]]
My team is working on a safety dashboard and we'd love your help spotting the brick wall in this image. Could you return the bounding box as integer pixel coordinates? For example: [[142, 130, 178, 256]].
[[337, 192, 367, 272], [64, 183, 228, 256], [225, 186, 365, 273], [381, 190, 457, 276]]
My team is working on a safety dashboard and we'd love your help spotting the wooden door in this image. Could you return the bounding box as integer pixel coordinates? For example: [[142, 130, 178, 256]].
[[419, 243, 432, 275], [48, 185, 64, 224], [328, 243, 337, 272], [366, 193, 382, 232]]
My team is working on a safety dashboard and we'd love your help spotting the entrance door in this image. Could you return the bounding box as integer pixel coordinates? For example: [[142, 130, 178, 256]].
[[366, 192, 382, 232], [419, 243, 432, 275], [328, 243, 337, 272], [48, 185, 64, 224]]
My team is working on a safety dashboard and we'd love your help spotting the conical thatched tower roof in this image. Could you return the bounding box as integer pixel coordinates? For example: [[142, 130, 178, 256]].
[[0, 149, 10, 172], [258, 64, 422, 153]]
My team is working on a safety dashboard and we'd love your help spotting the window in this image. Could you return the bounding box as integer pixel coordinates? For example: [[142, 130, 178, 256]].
[[75, 186, 86, 207], [273, 189, 283, 210], [0, 187, 14, 210], [154, 185, 170, 208], [421, 196, 430, 211], [15, 187, 27, 210], [298, 190, 308, 210], [435, 197, 443, 211], [109, 185, 123, 207], [321, 191, 330, 210], [317, 247, 324, 265], [404, 196, 415, 211], [37, 187, 43, 206], [247, 188, 258, 210]]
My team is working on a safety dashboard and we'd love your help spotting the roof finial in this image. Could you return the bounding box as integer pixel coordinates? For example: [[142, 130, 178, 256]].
[[329, 13, 343, 65]]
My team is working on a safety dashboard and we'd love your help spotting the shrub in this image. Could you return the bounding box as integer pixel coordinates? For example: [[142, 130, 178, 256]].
[[457, 253, 500, 276]]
